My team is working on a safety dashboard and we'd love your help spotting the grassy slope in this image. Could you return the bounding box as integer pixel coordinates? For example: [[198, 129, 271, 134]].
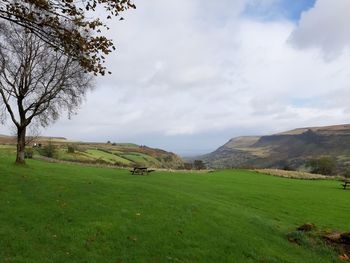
[[55, 148, 133, 166], [44, 144, 182, 168], [1, 149, 350, 262], [85, 149, 133, 165], [56, 149, 97, 163], [120, 152, 162, 167]]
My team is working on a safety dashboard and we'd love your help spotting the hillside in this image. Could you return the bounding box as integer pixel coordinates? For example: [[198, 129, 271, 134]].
[[1, 135, 183, 169], [0, 147, 349, 262], [0, 134, 68, 144], [201, 124, 350, 172]]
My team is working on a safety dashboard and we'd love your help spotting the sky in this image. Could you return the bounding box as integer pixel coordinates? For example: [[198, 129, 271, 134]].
[[2, 0, 350, 156]]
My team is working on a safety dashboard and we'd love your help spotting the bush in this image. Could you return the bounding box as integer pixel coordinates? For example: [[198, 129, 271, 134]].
[[193, 160, 206, 170], [283, 165, 295, 171], [67, 145, 76, 153], [183, 163, 193, 170], [40, 142, 57, 158], [306, 157, 336, 175], [25, 148, 33, 159]]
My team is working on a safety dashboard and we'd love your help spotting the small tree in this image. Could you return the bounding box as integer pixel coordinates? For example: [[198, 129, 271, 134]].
[[193, 160, 206, 170], [40, 141, 57, 158], [306, 157, 336, 175], [184, 163, 193, 170], [67, 145, 76, 154], [0, 22, 93, 164]]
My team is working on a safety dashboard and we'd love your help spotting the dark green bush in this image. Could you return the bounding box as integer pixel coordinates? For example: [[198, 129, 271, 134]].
[[67, 145, 76, 153], [25, 148, 33, 159], [40, 142, 57, 158], [306, 157, 336, 175], [193, 160, 206, 170]]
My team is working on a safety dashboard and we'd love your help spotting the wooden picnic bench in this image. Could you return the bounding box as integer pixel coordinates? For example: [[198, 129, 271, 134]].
[[341, 180, 350, 190], [130, 167, 155, 176]]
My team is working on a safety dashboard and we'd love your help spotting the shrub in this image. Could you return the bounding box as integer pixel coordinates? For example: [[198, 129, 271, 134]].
[[67, 145, 76, 153], [306, 157, 336, 176], [193, 160, 206, 170], [25, 148, 33, 159], [283, 165, 295, 171], [184, 163, 193, 170], [40, 142, 57, 158]]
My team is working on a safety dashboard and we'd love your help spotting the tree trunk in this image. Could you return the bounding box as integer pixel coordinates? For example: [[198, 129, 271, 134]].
[[16, 126, 26, 164]]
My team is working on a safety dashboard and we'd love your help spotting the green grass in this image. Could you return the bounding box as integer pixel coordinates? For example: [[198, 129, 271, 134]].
[[84, 149, 133, 165], [33, 143, 181, 169], [0, 149, 349, 262], [120, 152, 161, 167], [56, 149, 97, 163]]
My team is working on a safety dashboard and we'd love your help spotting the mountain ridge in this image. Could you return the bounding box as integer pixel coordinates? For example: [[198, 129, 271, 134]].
[[201, 124, 350, 173]]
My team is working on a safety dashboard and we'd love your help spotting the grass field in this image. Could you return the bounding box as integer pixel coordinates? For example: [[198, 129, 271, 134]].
[[120, 152, 162, 167], [85, 149, 133, 166], [31, 142, 183, 169], [1, 148, 349, 262]]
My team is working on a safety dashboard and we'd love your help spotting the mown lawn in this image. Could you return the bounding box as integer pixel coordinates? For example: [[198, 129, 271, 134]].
[[0, 148, 349, 262]]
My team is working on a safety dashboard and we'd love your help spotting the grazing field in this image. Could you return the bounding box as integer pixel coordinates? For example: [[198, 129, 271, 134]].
[[45, 143, 182, 168], [0, 135, 183, 169], [0, 148, 349, 262]]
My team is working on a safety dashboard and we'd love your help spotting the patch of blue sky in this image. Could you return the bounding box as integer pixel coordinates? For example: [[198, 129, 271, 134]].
[[290, 97, 321, 108], [243, 0, 316, 22]]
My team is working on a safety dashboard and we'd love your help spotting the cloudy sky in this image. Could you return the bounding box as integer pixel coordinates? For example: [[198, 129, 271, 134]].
[[2, 0, 350, 156]]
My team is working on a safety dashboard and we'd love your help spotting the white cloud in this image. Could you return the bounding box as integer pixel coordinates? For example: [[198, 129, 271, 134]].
[[2, 0, 350, 155], [289, 0, 350, 60]]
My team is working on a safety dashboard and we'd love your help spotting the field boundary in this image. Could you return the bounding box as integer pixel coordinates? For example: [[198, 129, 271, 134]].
[[253, 168, 345, 180]]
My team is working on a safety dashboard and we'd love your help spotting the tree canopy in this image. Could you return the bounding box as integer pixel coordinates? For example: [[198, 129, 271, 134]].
[[0, 0, 136, 75]]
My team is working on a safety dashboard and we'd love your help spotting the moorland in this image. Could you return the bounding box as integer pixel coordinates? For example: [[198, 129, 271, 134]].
[[202, 124, 350, 175]]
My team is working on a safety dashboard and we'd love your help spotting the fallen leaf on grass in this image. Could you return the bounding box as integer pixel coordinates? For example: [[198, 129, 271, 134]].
[[339, 254, 349, 261]]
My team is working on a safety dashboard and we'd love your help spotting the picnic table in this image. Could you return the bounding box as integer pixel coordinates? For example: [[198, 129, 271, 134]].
[[130, 167, 155, 175], [341, 180, 350, 190]]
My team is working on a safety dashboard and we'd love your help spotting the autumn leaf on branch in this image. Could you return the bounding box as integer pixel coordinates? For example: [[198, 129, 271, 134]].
[[0, 0, 136, 75]]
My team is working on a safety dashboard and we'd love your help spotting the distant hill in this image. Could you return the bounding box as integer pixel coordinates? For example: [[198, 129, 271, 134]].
[[0, 135, 183, 169], [0, 135, 68, 144], [201, 124, 350, 173]]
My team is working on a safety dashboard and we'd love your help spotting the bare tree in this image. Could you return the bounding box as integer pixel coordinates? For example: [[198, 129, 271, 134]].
[[0, 22, 93, 164]]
